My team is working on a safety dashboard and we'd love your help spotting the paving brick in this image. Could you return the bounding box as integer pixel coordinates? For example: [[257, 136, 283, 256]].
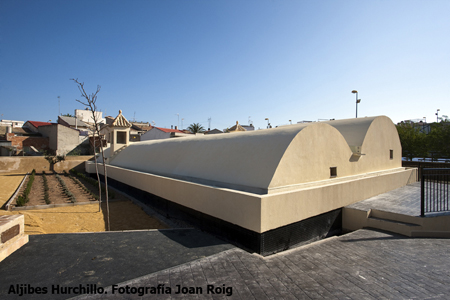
[[6, 227, 450, 300]]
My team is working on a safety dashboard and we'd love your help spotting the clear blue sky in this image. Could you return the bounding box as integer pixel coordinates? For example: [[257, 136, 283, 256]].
[[1, 0, 449, 130]]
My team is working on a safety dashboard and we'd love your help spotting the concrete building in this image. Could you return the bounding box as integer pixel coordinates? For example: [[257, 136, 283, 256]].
[[204, 128, 223, 135], [0, 120, 24, 128], [75, 108, 105, 125], [58, 116, 90, 130], [23, 121, 52, 133], [1, 133, 49, 156], [86, 116, 416, 255], [38, 123, 90, 156], [5, 121, 52, 155]]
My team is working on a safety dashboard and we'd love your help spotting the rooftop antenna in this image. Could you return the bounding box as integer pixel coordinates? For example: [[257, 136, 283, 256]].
[[208, 117, 211, 130], [133, 111, 136, 122], [248, 116, 253, 126]]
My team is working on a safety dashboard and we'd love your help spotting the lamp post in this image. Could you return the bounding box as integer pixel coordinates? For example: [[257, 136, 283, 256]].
[[352, 90, 361, 118], [436, 109, 440, 122], [265, 118, 270, 129]]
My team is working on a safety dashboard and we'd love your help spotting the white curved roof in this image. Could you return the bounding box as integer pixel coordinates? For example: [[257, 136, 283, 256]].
[[109, 116, 401, 194]]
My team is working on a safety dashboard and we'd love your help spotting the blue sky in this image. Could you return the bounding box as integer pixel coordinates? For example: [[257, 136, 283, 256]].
[[1, 0, 449, 130]]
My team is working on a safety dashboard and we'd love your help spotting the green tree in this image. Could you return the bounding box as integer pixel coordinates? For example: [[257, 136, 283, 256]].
[[187, 123, 205, 133], [396, 122, 428, 160], [428, 121, 450, 159]]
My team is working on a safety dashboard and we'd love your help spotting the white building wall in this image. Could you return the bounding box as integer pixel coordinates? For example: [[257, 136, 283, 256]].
[[0, 120, 24, 128], [75, 109, 105, 124], [140, 128, 170, 141]]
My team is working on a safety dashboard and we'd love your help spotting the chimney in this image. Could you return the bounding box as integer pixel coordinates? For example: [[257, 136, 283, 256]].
[[175, 126, 178, 130], [171, 125, 173, 129]]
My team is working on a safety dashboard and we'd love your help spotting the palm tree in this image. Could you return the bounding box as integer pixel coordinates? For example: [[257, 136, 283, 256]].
[[187, 123, 205, 133]]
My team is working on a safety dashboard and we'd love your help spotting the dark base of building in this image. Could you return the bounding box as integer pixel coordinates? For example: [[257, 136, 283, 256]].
[[94, 174, 342, 256]]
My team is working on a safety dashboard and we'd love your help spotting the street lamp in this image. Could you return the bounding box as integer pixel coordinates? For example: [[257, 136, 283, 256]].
[[57, 96, 60, 116], [265, 118, 271, 129], [436, 109, 440, 122], [352, 90, 361, 118]]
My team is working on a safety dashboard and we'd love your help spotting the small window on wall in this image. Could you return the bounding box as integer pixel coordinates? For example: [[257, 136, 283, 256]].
[[117, 131, 127, 144], [330, 167, 337, 178], [390, 149, 394, 160]]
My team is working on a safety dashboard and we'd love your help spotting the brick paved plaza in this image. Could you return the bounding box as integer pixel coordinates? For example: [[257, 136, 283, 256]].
[[77, 229, 450, 300]]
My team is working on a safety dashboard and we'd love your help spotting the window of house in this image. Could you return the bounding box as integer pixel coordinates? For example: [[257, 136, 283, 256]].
[[330, 167, 337, 178], [117, 131, 127, 144]]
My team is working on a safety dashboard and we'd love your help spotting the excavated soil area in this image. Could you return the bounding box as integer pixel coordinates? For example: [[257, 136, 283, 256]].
[[13, 172, 98, 207], [1, 172, 169, 235]]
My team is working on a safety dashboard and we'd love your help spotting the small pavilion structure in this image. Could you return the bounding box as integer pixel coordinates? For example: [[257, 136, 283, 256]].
[[227, 121, 246, 133], [105, 110, 131, 159]]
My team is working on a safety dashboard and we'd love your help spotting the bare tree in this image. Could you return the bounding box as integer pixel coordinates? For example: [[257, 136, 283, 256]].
[[71, 78, 110, 231]]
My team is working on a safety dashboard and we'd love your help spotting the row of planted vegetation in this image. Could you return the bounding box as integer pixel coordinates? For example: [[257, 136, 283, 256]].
[[16, 169, 36, 206], [69, 169, 115, 199], [15, 169, 115, 207]]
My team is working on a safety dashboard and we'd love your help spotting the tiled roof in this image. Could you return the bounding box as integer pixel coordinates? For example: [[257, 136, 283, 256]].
[[111, 110, 132, 128], [27, 121, 52, 128], [204, 129, 223, 134], [228, 121, 246, 132], [58, 116, 89, 127], [133, 125, 153, 131], [157, 127, 184, 133]]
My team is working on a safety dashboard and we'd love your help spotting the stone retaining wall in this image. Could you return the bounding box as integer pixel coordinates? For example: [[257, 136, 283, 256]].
[[0, 156, 93, 173]]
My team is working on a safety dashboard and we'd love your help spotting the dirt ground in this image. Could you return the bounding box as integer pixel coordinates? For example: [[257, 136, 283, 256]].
[[0, 173, 168, 235], [12, 172, 129, 207]]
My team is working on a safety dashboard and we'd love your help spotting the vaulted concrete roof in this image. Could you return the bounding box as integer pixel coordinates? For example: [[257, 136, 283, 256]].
[[109, 116, 401, 194]]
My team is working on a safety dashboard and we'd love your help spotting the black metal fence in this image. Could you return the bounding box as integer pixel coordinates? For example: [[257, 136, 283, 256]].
[[403, 161, 450, 180], [421, 168, 450, 217]]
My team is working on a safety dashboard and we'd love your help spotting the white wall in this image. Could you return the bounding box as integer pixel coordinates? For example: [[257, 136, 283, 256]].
[[75, 109, 105, 124], [140, 128, 170, 141]]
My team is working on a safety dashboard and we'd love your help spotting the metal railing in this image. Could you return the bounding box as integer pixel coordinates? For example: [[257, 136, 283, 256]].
[[403, 161, 450, 180], [421, 168, 450, 217]]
